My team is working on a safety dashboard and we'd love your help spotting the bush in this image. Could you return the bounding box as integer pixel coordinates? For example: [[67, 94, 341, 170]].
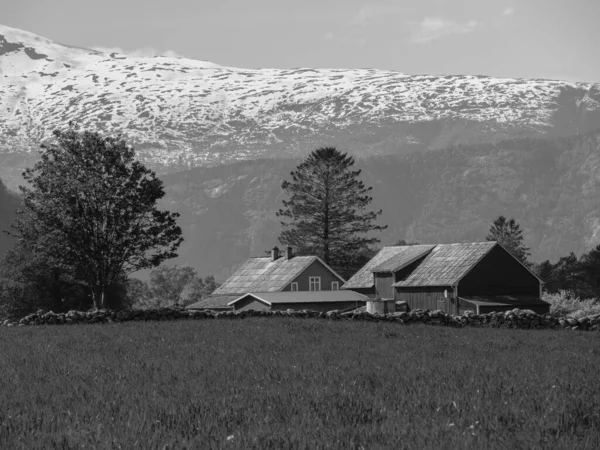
[[543, 290, 600, 318]]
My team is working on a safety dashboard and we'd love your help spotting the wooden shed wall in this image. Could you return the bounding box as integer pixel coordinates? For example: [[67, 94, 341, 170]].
[[457, 297, 476, 314], [394, 287, 451, 312], [374, 273, 395, 299], [458, 246, 540, 297], [232, 297, 270, 312], [283, 260, 342, 291]]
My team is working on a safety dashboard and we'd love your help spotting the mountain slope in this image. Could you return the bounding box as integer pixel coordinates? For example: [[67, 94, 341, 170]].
[[159, 131, 600, 280], [2, 24, 599, 279], [2, 24, 600, 189], [0, 179, 20, 257]]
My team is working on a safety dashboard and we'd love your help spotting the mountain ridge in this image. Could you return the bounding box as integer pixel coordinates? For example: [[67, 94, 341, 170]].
[[1, 25, 600, 279], [2, 24, 600, 189]]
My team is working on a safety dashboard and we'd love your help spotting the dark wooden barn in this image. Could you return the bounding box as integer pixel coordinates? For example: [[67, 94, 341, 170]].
[[342, 242, 549, 314]]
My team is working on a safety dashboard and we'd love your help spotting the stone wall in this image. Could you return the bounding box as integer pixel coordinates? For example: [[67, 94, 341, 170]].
[[1, 307, 600, 331]]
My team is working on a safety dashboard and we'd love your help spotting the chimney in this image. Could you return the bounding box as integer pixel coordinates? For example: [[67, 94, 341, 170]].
[[286, 246, 293, 260], [271, 246, 280, 261]]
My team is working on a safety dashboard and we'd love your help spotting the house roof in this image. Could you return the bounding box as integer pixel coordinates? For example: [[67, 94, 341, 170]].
[[212, 255, 345, 296], [228, 290, 368, 306], [371, 245, 436, 272], [460, 296, 549, 307], [186, 295, 238, 310], [392, 242, 496, 287], [342, 245, 434, 289]]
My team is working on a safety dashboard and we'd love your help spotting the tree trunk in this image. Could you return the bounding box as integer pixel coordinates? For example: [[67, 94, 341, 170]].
[[92, 285, 106, 309]]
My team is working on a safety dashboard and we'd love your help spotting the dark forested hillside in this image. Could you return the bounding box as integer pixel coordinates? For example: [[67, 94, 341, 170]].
[[4, 133, 597, 281], [159, 130, 600, 281], [0, 178, 20, 256]]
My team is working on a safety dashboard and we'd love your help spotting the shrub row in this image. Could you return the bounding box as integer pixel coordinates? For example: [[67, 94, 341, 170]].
[[2, 307, 600, 331]]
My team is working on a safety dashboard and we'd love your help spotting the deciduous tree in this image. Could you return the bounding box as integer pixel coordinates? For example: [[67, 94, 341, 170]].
[[10, 128, 183, 309], [578, 245, 600, 298], [149, 265, 197, 307], [185, 275, 220, 306], [0, 242, 88, 319]]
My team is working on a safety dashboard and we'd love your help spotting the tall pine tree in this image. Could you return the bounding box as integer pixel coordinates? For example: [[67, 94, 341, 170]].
[[277, 147, 386, 278], [486, 216, 531, 264]]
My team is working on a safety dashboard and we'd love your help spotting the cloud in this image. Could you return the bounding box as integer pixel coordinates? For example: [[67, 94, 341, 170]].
[[350, 2, 409, 27], [341, 36, 368, 47], [503, 7, 515, 16], [410, 17, 478, 44], [327, 2, 410, 47], [91, 46, 185, 58]]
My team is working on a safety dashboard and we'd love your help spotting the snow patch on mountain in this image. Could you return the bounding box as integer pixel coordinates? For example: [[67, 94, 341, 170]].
[[1, 24, 600, 174]]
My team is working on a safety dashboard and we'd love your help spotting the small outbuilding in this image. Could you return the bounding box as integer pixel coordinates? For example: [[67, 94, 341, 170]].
[[227, 291, 368, 313], [342, 241, 549, 314]]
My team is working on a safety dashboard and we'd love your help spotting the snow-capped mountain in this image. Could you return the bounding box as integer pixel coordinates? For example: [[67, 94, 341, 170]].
[[2, 24, 600, 188], [2, 25, 600, 275]]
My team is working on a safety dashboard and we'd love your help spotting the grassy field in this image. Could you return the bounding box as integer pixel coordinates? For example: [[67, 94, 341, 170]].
[[1, 319, 599, 449]]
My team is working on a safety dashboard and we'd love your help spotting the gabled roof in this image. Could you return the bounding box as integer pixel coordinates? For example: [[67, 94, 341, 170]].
[[343, 241, 542, 290], [371, 245, 436, 272], [392, 242, 496, 287], [228, 290, 368, 306], [212, 255, 345, 296], [186, 295, 238, 310], [341, 245, 434, 289]]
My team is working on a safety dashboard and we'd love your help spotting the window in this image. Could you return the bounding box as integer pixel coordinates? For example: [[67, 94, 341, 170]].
[[331, 281, 339, 291], [309, 277, 321, 291], [290, 282, 298, 292]]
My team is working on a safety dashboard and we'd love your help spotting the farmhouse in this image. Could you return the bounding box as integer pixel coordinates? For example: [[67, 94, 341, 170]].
[[343, 241, 550, 314], [187, 246, 355, 311]]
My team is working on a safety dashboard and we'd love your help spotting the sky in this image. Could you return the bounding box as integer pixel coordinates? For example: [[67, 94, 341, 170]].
[[3, 0, 600, 82]]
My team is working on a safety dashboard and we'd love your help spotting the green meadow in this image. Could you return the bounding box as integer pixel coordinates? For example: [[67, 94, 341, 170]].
[[1, 319, 599, 449]]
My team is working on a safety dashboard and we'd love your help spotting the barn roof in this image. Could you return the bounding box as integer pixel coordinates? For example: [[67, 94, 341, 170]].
[[341, 245, 434, 289], [371, 245, 436, 272], [392, 242, 496, 287], [342, 245, 434, 289], [228, 290, 368, 306], [211, 255, 344, 296], [185, 295, 238, 310]]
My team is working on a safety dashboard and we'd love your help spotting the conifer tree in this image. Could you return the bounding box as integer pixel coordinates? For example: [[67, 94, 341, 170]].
[[277, 147, 386, 278], [486, 216, 531, 264]]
